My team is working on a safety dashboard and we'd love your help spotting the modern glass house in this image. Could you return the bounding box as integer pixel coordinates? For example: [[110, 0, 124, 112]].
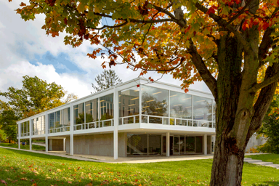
[[17, 78, 216, 159]]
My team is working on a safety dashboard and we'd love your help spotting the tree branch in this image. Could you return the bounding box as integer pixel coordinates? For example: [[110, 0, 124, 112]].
[[251, 63, 279, 92], [92, 12, 174, 24], [258, 27, 274, 66], [194, 2, 253, 55], [188, 39, 217, 99], [247, 63, 279, 139]]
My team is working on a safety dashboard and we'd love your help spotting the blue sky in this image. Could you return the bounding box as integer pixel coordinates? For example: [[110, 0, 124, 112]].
[[0, 0, 210, 101]]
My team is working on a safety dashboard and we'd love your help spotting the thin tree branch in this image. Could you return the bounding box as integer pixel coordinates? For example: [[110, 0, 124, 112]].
[[188, 39, 217, 99], [194, 2, 253, 55], [225, 0, 253, 26], [258, 27, 275, 66], [251, 73, 279, 92]]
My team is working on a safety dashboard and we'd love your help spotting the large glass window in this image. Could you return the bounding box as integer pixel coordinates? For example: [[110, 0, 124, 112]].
[[170, 91, 192, 126], [49, 113, 55, 129], [100, 94, 113, 120], [74, 103, 84, 125], [48, 108, 70, 132], [119, 87, 139, 124], [21, 121, 29, 136], [193, 96, 212, 127], [127, 134, 147, 155], [149, 135, 161, 155], [85, 99, 98, 123], [141, 85, 168, 124]]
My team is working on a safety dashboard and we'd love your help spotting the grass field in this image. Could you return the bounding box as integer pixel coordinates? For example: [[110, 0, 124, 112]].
[[0, 143, 45, 151], [0, 148, 278, 186], [246, 154, 279, 164]]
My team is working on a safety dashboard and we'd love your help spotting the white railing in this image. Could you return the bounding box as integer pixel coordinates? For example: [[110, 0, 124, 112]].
[[74, 119, 114, 131], [120, 114, 214, 128], [48, 126, 70, 134], [119, 115, 139, 125]]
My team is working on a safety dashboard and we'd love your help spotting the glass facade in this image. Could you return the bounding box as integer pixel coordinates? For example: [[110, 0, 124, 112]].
[[20, 83, 215, 136], [119, 87, 139, 124], [33, 115, 45, 135], [193, 96, 213, 127], [21, 121, 29, 136], [170, 91, 192, 126], [141, 85, 169, 124], [48, 107, 70, 133]]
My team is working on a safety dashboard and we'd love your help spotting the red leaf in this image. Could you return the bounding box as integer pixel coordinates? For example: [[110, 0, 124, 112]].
[[207, 7, 215, 15], [137, 84, 140, 87]]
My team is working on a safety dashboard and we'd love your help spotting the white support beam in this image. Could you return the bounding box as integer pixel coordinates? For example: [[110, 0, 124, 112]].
[[45, 115, 48, 152], [63, 138, 66, 151], [70, 104, 74, 155], [166, 132, 170, 157], [113, 87, 119, 159], [204, 134, 207, 155]]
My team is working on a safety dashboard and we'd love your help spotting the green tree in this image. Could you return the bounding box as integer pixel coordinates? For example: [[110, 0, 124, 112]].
[[0, 110, 18, 143], [257, 94, 279, 154], [14, 1, 278, 185], [0, 75, 77, 118], [92, 70, 122, 92]]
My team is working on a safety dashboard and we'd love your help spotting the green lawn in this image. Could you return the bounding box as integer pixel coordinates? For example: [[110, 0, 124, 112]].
[[246, 154, 279, 164], [0, 143, 45, 151], [0, 148, 278, 186]]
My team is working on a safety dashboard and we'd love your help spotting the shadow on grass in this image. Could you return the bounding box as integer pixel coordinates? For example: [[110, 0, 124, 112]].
[[0, 164, 135, 186]]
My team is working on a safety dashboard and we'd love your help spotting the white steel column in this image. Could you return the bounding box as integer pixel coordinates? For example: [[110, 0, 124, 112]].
[[113, 87, 119, 159], [29, 119, 32, 151], [204, 134, 207, 155], [45, 114, 49, 152], [18, 123, 21, 149], [70, 104, 74, 155], [139, 81, 142, 124], [166, 132, 170, 157], [63, 138, 66, 151]]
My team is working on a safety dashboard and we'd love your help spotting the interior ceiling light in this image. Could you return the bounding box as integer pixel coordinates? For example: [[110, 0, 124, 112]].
[[152, 91, 162, 95], [170, 94, 177, 97], [196, 100, 205, 102]]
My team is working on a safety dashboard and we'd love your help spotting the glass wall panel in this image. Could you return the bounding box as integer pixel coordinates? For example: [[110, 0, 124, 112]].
[[127, 134, 147, 155], [100, 94, 113, 127], [141, 85, 168, 124], [186, 136, 195, 152], [174, 136, 180, 154], [55, 110, 61, 128], [85, 99, 98, 123], [49, 113, 55, 129], [195, 136, 203, 153], [149, 135, 161, 155], [61, 108, 70, 126], [119, 87, 139, 124], [179, 136, 185, 154], [74, 103, 84, 125], [41, 115, 45, 134], [193, 96, 212, 127], [170, 91, 192, 125]]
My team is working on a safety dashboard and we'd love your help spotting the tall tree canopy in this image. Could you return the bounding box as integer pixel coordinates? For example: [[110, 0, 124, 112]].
[[14, 0, 278, 185], [0, 75, 77, 118], [92, 69, 122, 92]]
